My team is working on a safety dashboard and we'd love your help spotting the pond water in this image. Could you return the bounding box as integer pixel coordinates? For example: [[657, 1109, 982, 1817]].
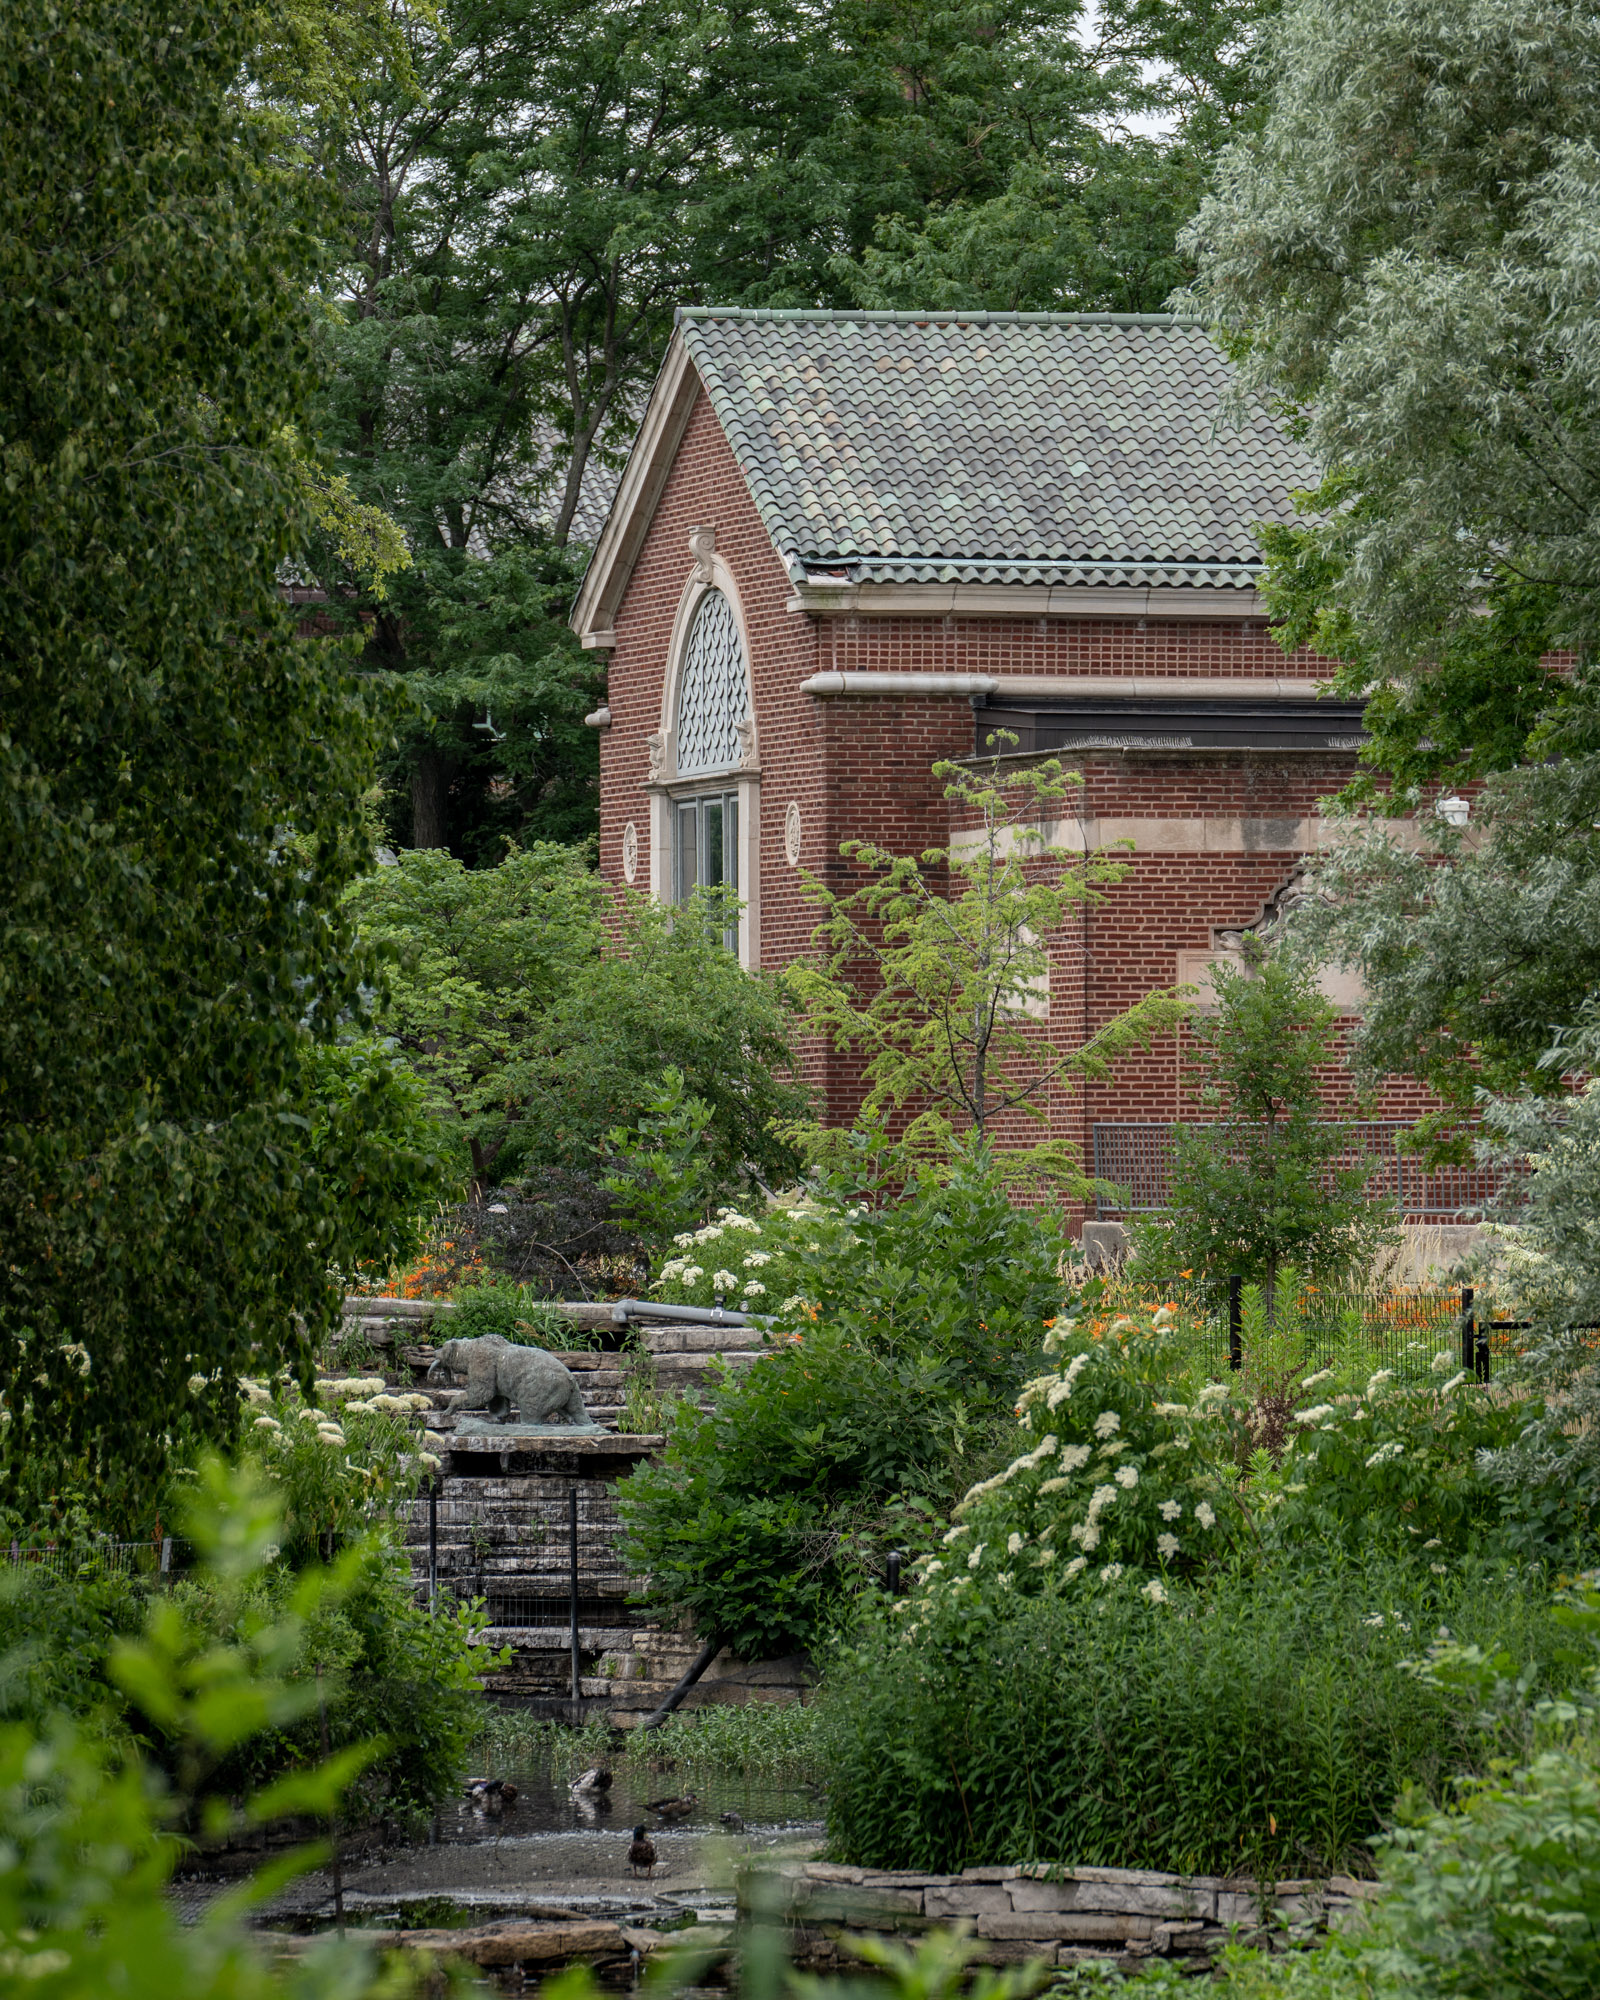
[[232, 1745, 826, 1935]]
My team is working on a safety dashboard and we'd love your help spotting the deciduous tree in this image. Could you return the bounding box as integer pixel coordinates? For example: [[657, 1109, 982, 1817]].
[[0, 0, 438, 1520]]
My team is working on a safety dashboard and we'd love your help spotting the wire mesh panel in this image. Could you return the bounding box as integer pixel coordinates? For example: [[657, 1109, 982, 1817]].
[[1, 1539, 174, 1581], [1093, 1121, 1507, 1221], [401, 1477, 638, 1635]]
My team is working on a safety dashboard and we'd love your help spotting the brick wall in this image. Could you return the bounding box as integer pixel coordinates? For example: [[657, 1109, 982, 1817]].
[[597, 380, 1433, 1230]]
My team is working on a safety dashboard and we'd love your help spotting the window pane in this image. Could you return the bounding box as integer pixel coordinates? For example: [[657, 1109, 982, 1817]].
[[723, 795, 738, 894], [704, 792, 725, 889], [675, 802, 698, 903]]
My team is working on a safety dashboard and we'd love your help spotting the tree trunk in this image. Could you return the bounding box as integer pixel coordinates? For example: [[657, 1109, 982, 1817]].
[[411, 748, 449, 850]]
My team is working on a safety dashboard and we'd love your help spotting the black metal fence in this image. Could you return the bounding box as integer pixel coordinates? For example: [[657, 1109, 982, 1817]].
[[1092, 1121, 1509, 1221], [1178, 1275, 1561, 1385], [408, 1480, 637, 1699]]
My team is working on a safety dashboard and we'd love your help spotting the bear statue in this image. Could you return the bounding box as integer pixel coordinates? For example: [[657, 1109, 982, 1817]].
[[426, 1333, 592, 1428]]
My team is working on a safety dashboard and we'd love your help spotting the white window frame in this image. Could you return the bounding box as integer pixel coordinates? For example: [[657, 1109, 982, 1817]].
[[648, 549, 760, 968]]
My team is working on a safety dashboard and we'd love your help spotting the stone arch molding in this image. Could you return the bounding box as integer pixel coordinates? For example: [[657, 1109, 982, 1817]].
[[648, 528, 759, 783]]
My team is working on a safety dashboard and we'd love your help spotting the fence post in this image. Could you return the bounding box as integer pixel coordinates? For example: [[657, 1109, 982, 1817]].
[[886, 1550, 903, 1597], [1228, 1275, 1243, 1372], [569, 1486, 581, 1709], [159, 1536, 172, 1583], [427, 1478, 438, 1613], [1460, 1286, 1475, 1379]]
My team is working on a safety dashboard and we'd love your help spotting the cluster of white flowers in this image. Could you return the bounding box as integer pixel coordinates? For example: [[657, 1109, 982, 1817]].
[[1006, 1530, 1025, 1555], [1155, 1532, 1179, 1560], [743, 1251, 772, 1268], [743, 1281, 767, 1298], [1142, 1578, 1168, 1604], [1196, 1382, 1231, 1408], [1195, 1502, 1216, 1529], [1365, 1441, 1405, 1469], [1113, 1463, 1139, 1490], [1158, 1499, 1183, 1522], [1063, 1555, 1088, 1579], [955, 1433, 1060, 1515], [1101, 1563, 1125, 1581], [1093, 1410, 1121, 1440], [711, 1269, 738, 1291], [1294, 1404, 1338, 1425], [1301, 1367, 1335, 1390], [1366, 1369, 1396, 1397]]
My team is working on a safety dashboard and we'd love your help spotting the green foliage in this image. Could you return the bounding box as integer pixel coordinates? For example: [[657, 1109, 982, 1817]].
[[0, 0, 442, 1522], [1134, 955, 1396, 1287], [620, 1152, 1070, 1652], [925, 1295, 1543, 1615], [1289, 759, 1600, 1116], [442, 1280, 576, 1348], [822, 1552, 1581, 1878], [1181, 0, 1600, 762], [789, 750, 1186, 1185], [650, 1196, 856, 1314], [0, 1459, 461, 1999], [301, 1040, 460, 1281], [601, 1069, 728, 1256], [618, 1325, 956, 1657], [230, 1370, 438, 1567], [349, 846, 806, 1191], [0, 1458, 485, 1837]]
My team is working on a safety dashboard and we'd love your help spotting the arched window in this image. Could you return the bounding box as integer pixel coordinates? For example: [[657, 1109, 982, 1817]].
[[675, 589, 749, 776]]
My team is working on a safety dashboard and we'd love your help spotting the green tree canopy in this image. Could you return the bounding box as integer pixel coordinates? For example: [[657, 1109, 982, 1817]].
[[0, 0, 435, 1522], [349, 847, 807, 1190], [788, 750, 1187, 1188], [1134, 955, 1395, 1289], [1181, 0, 1600, 788]]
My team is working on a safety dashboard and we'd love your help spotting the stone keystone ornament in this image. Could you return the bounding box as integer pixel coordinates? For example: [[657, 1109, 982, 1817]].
[[427, 1334, 599, 1433]]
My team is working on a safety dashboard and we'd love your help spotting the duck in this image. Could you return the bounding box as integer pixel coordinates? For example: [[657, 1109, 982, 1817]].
[[646, 1791, 699, 1822], [569, 1766, 613, 1796], [719, 1811, 746, 1833], [628, 1825, 657, 1879], [465, 1776, 518, 1813]]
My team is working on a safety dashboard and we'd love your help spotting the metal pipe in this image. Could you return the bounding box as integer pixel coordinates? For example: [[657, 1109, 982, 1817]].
[[609, 1298, 775, 1330], [427, 1479, 438, 1612], [640, 1638, 721, 1732], [1460, 1285, 1475, 1378], [887, 1550, 903, 1596], [569, 1486, 581, 1709]]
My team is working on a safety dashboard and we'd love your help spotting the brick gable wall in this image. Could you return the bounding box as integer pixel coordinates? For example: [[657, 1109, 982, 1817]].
[[597, 380, 1439, 1231]]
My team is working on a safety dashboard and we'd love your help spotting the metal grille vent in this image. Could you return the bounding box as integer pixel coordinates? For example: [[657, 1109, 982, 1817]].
[[676, 591, 748, 775]]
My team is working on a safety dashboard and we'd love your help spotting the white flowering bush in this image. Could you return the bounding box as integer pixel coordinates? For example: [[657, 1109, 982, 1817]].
[[225, 1370, 438, 1564], [650, 1197, 858, 1314], [1264, 1348, 1529, 1556], [908, 1304, 1241, 1603]]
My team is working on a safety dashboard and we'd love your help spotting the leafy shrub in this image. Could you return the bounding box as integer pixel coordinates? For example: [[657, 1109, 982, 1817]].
[[930, 1297, 1543, 1618], [228, 1369, 437, 1566], [651, 1196, 857, 1315], [620, 1153, 1071, 1652], [0, 1473, 484, 1829], [823, 1554, 1579, 1879], [618, 1326, 957, 1657], [444, 1278, 580, 1347]]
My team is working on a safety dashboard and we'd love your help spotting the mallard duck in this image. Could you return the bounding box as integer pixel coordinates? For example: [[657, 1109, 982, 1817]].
[[646, 1791, 698, 1822], [569, 1766, 613, 1795], [628, 1825, 657, 1879], [719, 1811, 745, 1833]]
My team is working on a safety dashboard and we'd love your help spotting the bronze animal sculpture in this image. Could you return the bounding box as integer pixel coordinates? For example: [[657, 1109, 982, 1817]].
[[427, 1333, 590, 1427]]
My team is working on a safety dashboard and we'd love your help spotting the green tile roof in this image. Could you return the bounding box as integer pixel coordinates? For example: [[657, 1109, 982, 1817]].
[[676, 308, 1317, 590]]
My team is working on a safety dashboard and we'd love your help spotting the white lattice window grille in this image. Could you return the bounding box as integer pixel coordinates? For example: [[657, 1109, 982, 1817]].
[[675, 590, 749, 775]]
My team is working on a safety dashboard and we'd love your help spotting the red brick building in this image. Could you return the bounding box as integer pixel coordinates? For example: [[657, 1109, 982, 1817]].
[[571, 308, 1463, 1232]]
